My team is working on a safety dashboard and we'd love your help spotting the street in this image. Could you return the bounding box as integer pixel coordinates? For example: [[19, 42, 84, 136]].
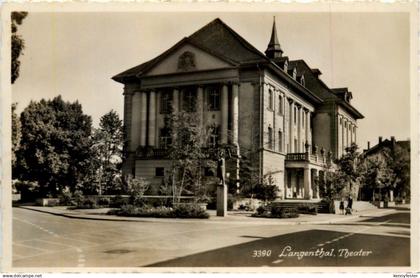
[[12, 207, 410, 267]]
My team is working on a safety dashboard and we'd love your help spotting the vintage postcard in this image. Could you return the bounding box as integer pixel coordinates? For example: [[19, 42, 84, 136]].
[[0, 2, 418, 273]]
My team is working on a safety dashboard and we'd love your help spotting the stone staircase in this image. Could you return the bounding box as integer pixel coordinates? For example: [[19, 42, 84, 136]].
[[271, 200, 379, 214]]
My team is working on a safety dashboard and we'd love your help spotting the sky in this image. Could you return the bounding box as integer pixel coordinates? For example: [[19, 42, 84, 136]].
[[12, 12, 410, 150]]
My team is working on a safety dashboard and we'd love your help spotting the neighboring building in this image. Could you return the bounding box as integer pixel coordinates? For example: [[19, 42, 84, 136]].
[[360, 136, 410, 201], [112, 18, 364, 200]]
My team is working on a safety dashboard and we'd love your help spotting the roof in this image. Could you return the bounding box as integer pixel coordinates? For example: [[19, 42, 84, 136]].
[[111, 18, 362, 116], [112, 18, 267, 82], [363, 139, 410, 157]]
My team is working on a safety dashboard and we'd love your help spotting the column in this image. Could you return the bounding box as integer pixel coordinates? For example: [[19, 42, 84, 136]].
[[140, 92, 147, 147], [124, 91, 133, 151], [172, 88, 179, 113], [221, 84, 229, 144], [337, 116, 342, 157], [304, 167, 313, 199], [313, 169, 320, 199], [130, 92, 141, 151], [306, 110, 311, 152], [284, 95, 289, 153], [148, 91, 156, 147], [232, 84, 239, 146], [288, 98, 294, 152], [297, 105, 301, 152], [197, 86, 204, 128]]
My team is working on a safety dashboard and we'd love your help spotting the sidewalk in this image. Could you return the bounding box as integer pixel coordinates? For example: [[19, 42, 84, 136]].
[[16, 205, 399, 226]]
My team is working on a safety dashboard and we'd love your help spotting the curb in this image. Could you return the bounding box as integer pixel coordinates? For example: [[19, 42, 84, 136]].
[[16, 206, 398, 226]]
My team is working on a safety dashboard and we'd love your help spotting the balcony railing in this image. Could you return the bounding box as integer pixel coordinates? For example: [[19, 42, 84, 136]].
[[286, 151, 332, 166]]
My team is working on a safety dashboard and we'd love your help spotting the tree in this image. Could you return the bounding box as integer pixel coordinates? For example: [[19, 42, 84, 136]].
[[253, 173, 279, 204], [92, 110, 124, 195], [388, 145, 410, 199], [15, 96, 95, 196], [334, 143, 361, 197], [11, 103, 21, 172], [11, 11, 28, 84], [165, 110, 214, 203]]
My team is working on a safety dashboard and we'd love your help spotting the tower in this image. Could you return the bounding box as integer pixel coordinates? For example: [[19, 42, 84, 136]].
[[265, 17, 283, 59]]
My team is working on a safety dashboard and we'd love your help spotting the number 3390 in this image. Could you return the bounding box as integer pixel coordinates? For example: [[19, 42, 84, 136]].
[[252, 250, 272, 257]]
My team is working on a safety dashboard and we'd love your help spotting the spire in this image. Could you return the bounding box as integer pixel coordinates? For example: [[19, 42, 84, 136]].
[[265, 16, 283, 59]]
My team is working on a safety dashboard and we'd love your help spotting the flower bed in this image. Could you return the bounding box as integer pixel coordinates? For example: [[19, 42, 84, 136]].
[[252, 205, 299, 218], [107, 203, 209, 219]]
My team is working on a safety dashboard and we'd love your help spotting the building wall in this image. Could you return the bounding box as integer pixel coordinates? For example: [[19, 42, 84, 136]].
[[262, 150, 286, 198], [312, 112, 331, 152]]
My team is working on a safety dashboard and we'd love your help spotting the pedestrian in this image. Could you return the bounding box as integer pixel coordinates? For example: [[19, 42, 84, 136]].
[[339, 198, 345, 215], [346, 195, 353, 215]]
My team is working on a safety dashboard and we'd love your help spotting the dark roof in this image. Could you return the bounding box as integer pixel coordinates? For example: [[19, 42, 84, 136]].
[[363, 139, 410, 156], [112, 18, 267, 82], [111, 18, 361, 115], [288, 60, 363, 119]]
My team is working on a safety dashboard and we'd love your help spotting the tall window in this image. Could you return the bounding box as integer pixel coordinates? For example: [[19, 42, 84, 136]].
[[278, 130, 283, 152], [268, 127, 273, 149], [159, 128, 172, 149], [160, 90, 172, 114], [208, 126, 220, 147], [268, 89, 273, 110], [207, 86, 220, 111], [278, 95, 283, 115], [182, 87, 196, 112], [294, 107, 297, 125]]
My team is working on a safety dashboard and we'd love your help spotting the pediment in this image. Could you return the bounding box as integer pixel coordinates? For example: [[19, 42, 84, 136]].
[[144, 43, 234, 76]]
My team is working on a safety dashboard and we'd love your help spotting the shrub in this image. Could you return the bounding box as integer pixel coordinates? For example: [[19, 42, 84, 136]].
[[252, 204, 298, 218], [110, 195, 129, 208], [59, 191, 73, 206], [108, 204, 209, 219], [97, 197, 110, 207], [173, 203, 209, 218], [73, 190, 84, 207], [319, 198, 336, 214], [297, 204, 318, 215]]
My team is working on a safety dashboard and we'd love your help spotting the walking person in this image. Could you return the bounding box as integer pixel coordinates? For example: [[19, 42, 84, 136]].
[[346, 195, 353, 215], [339, 198, 345, 215]]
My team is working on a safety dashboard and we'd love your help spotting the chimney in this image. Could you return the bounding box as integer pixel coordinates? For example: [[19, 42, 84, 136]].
[[367, 141, 370, 150], [391, 136, 395, 143], [379, 136, 383, 144]]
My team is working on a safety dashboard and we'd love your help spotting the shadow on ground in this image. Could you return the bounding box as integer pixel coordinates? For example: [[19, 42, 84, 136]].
[[146, 228, 410, 267]]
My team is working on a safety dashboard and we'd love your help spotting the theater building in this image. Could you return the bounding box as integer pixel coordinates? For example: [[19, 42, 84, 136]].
[[112, 18, 364, 200]]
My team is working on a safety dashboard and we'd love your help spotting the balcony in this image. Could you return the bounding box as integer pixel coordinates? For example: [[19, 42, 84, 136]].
[[286, 150, 332, 166]]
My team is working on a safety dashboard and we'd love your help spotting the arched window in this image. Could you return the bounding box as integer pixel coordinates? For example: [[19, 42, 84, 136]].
[[268, 89, 273, 110], [278, 95, 283, 115]]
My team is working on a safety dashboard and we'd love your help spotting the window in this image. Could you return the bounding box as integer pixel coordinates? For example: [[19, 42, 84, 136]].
[[160, 90, 172, 114], [268, 89, 273, 110], [268, 127, 273, 149], [284, 61, 288, 72], [294, 139, 298, 152], [182, 87, 196, 112], [155, 167, 165, 177], [159, 128, 172, 149], [207, 86, 221, 111], [278, 130, 283, 152], [294, 107, 297, 125], [278, 95, 283, 115], [208, 125, 220, 147]]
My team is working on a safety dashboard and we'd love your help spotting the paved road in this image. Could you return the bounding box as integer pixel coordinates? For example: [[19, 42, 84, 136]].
[[12, 207, 410, 268]]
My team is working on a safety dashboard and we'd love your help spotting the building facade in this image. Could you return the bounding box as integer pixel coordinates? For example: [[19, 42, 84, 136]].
[[112, 18, 364, 200]]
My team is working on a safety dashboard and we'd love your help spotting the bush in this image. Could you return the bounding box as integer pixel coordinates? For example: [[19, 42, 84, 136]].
[[319, 198, 336, 214], [59, 191, 73, 206], [108, 203, 209, 219], [72, 197, 98, 209], [252, 204, 299, 218], [73, 190, 84, 207], [97, 197, 110, 207], [110, 195, 129, 208], [173, 203, 209, 218], [297, 204, 318, 215]]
